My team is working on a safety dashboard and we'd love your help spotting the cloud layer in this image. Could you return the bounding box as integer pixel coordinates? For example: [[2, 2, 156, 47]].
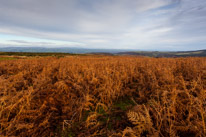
[[0, 0, 206, 50]]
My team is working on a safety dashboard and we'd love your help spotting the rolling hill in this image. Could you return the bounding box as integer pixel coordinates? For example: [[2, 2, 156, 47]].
[[0, 47, 206, 57]]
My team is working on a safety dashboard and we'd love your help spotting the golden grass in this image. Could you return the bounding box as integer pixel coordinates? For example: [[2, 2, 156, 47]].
[[0, 56, 206, 136]]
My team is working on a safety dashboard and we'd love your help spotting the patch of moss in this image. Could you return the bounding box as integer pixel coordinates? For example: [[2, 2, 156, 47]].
[[96, 105, 107, 115], [55, 125, 75, 137], [113, 96, 136, 111], [61, 129, 75, 137], [115, 115, 122, 121], [81, 110, 91, 121]]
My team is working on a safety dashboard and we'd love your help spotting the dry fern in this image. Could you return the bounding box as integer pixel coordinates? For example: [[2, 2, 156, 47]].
[[127, 111, 146, 125], [0, 56, 206, 136], [122, 127, 138, 137], [85, 112, 99, 128], [126, 105, 153, 136]]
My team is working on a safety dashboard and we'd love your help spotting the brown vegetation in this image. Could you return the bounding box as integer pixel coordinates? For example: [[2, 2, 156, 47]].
[[0, 56, 206, 136]]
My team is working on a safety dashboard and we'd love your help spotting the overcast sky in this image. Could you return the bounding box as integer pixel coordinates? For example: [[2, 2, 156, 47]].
[[0, 0, 206, 50]]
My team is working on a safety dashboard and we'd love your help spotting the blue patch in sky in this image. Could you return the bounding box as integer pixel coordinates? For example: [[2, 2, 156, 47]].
[[158, 1, 180, 10]]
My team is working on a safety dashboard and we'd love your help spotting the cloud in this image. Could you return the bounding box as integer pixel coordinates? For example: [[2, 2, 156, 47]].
[[0, 39, 84, 48], [0, 0, 205, 50]]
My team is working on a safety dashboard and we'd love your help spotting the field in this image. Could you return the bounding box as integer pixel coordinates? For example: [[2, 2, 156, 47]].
[[0, 56, 206, 136]]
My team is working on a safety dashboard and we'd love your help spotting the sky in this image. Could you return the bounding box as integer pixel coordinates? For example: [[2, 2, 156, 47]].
[[0, 0, 206, 51]]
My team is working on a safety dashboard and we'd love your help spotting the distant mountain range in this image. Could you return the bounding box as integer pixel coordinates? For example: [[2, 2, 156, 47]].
[[0, 47, 130, 54], [117, 50, 206, 57], [0, 47, 206, 57]]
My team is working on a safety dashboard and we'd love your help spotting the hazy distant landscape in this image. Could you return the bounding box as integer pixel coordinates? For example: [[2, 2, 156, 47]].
[[0, 47, 206, 57], [0, 47, 130, 54]]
